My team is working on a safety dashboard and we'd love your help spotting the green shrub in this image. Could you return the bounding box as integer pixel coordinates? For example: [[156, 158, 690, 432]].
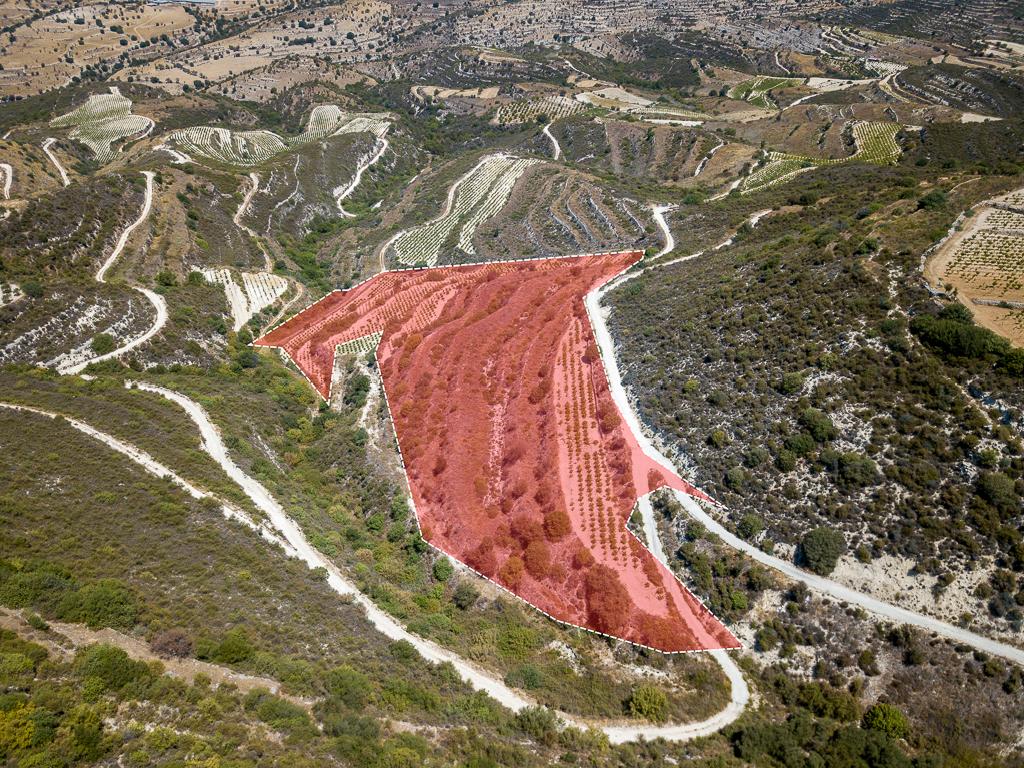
[[90, 333, 115, 355], [452, 581, 478, 609], [432, 557, 453, 582], [737, 514, 764, 540], [210, 628, 254, 664], [799, 527, 846, 575], [58, 579, 139, 630], [627, 684, 669, 723], [917, 189, 947, 209], [976, 472, 1019, 514], [73, 644, 149, 690], [513, 706, 559, 745], [862, 703, 910, 740], [328, 665, 370, 710], [799, 408, 837, 442]]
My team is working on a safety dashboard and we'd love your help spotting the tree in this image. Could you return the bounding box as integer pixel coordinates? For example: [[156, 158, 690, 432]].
[[543, 508, 571, 540], [628, 684, 669, 723], [737, 514, 764, 540], [90, 333, 115, 355], [523, 540, 550, 579], [799, 527, 846, 575], [800, 408, 837, 442], [584, 565, 631, 634], [432, 556, 453, 582], [452, 581, 478, 610], [862, 703, 910, 740], [499, 556, 525, 588]]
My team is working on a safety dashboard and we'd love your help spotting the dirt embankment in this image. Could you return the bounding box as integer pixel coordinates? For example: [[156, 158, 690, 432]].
[[0, 607, 314, 710]]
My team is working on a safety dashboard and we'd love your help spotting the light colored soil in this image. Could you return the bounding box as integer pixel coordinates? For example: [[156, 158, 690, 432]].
[[830, 554, 989, 625], [0, 4, 193, 97], [923, 193, 1024, 346]]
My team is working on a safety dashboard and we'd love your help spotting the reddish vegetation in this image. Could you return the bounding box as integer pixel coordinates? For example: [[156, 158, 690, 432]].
[[256, 254, 738, 652]]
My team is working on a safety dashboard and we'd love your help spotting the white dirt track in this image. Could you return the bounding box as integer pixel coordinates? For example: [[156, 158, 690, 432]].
[[18, 195, 1022, 742], [62, 171, 167, 374], [41, 138, 70, 187], [589, 222, 1024, 669], [0, 163, 11, 199], [132, 382, 753, 741], [542, 122, 561, 160]]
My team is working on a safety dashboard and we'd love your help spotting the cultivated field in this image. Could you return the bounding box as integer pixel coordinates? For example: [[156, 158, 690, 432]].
[[202, 268, 289, 331], [165, 104, 392, 167], [256, 254, 739, 653], [50, 88, 154, 164], [741, 120, 903, 194], [925, 188, 1024, 343], [389, 153, 540, 266], [728, 76, 800, 109], [496, 95, 586, 125], [0, 3, 195, 98]]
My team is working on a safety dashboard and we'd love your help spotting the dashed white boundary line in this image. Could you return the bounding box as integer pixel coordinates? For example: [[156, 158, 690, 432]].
[[112, 380, 746, 742], [255, 251, 740, 651]]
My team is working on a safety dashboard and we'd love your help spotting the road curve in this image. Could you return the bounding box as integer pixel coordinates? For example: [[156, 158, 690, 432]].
[[0, 163, 11, 199], [589, 240, 1024, 668], [673, 490, 1024, 666], [127, 380, 748, 742], [42, 138, 70, 187], [335, 136, 390, 217], [543, 123, 561, 160], [0, 401, 291, 554], [651, 204, 675, 258], [63, 171, 166, 374]]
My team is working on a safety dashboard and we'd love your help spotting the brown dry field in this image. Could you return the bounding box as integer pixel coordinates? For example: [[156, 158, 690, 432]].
[[114, 0, 397, 94], [0, 3, 193, 97], [924, 202, 1024, 346]]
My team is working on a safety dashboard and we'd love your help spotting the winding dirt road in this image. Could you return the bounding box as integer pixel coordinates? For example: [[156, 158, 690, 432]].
[[543, 123, 561, 160], [0, 162, 11, 199], [62, 171, 166, 374], [41, 138, 70, 187], [588, 228, 1024, 668], [651, 204, 675, 258], [335, 136, 390, 217], [126, 381, 751, 742], [673, 490, 1024, 666]]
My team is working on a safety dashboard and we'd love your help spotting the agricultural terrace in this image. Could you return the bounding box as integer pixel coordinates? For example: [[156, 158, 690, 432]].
[[389, 153, 539, 266], [256, 254, 739, 653], [165, 105, 391, 167], [202, 269, 289, 331], [727, 77, 799, 109], [50, 88, 154, 164], [575, 86, 653, 111], [741, 121, 902, 194], [496, 95, 586, 125], [925, 187, 1024, 343]]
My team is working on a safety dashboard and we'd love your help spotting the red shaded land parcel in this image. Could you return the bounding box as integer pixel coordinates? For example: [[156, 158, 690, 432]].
[[256, 253, 739, 653]]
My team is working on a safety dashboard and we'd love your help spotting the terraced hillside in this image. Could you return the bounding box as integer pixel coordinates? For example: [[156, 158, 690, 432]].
[[3, 5, 1024, 768]]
